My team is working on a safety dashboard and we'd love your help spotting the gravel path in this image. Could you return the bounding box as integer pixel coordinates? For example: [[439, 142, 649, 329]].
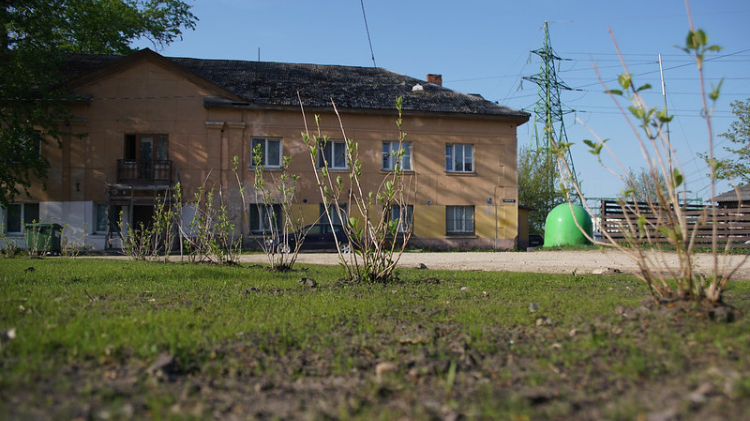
[[239, 249, 750, 279]]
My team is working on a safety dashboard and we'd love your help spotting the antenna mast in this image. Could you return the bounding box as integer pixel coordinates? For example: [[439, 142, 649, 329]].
[[659, 53, 672, 170]]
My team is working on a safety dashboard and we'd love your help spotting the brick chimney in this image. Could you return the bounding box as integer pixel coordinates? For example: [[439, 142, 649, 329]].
[[427, 74, 442, 86]]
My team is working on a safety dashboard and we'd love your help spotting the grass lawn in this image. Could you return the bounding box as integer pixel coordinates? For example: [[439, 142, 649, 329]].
[[1, 257, 749, 420]]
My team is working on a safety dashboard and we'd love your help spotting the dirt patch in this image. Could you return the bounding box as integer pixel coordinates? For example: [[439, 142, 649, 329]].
[[5, 254, 750, 420], [9, 305, 748, 421], [240, 249, 750, 279]]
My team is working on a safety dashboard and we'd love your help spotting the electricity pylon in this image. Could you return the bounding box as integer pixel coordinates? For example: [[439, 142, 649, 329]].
[[523, 21, 580, 195]]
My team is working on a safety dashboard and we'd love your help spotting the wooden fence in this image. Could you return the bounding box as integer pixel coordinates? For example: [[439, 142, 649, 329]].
[[600, 200, 750, 249]]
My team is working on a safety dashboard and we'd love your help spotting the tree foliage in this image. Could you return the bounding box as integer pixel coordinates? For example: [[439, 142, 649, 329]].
[[517, 146, 565, 234], [707, 98, 750, 185], [0, 0, 197, 206], [619, 167, 667, 204]]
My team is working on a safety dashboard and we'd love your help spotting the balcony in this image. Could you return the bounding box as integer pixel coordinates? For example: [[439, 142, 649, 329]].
[[116, 159, 173, 185]]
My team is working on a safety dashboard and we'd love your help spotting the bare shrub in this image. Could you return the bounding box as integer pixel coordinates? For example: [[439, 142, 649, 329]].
[[60, 222, 89, 258], [0, 226, 20, 258], [119, 193, 176, 262], [182, 183, 241, 265], [554, 12, 749, 304], [301, 96, 415, 283], [251, 148, 306, 270]]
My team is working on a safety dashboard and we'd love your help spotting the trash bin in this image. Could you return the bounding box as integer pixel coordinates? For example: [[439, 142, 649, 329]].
[[543, 203, 593, 248], [25, 223, 63, 254]]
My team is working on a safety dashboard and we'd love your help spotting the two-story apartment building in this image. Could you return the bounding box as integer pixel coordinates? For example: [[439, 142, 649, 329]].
[[0, 49, 529, 251]]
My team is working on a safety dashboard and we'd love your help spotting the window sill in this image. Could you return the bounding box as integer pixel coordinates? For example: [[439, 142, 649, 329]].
[[380, 169, 415, 174], [445, 234, 477, 238], [444, 171, 477, 176]]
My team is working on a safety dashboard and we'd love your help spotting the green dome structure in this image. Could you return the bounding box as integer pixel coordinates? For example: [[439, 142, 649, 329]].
[[543, 203, 593, 247]]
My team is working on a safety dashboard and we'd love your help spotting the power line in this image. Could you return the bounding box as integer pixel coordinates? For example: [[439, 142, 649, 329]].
[[570, 110, 736, 118], [360, 0, 377, 68], [545, 9, 750, 24], [450, 49, 749, 95], [560, 51, 750, 58], [570, 49, 750, 90]]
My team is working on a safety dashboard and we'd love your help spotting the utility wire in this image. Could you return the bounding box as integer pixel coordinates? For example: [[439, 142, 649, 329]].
[[570, 49, 750, 90], [545, 9, 750, 24], [453, 49, 749, 99], [360, 0, 377, 68]]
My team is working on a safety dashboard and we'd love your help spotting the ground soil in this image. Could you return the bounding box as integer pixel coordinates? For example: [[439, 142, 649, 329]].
[[239, 249, 750, 280], [6, 250, 750, 420]]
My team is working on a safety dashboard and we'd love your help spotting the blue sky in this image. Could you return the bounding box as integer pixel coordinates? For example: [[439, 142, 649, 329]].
[[133, 0, 750, 201]]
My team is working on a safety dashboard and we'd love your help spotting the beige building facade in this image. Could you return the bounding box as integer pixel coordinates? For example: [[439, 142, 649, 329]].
[[1, 49, 529, 251]]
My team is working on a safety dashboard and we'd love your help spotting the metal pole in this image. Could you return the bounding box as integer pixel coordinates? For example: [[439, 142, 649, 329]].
[[659, 54, 672, 169]]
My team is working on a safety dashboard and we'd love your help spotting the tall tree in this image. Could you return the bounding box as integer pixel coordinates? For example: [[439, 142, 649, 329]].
[[518, 146, 566, 234], [707, 98, 750, 185], [619, 167, 667, 204], [0, 0, 197, 206]]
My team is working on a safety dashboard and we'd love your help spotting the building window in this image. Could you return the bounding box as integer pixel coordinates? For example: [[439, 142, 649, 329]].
[[319, 203, 347, 226], [390, 205, 413, 233], [318, 140, 348, 170], [250, 204, 282, 235], [251, 138, 282, 168], [95, 204, 107, 233], [446, 205, 474, 235], [382, 141, 412, 171], [95, 204, 125, 234], [445, 144, 474, 173], [3, 203, 40, 233], [96, 204, 122, 233]]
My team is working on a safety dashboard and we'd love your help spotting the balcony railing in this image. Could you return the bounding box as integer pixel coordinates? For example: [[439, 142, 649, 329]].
[[116, 159, 173, 184]]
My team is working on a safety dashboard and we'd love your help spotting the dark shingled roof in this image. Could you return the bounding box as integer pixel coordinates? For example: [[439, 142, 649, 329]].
[[713, 184, 750, 204], [60, 50, 530, 121]]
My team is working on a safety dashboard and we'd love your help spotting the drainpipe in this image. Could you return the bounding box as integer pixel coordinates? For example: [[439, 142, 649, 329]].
[[494, 185, 499, 251]]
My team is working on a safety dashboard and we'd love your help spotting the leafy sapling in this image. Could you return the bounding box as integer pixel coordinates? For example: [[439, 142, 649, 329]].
[[556, 19, 747, 304]]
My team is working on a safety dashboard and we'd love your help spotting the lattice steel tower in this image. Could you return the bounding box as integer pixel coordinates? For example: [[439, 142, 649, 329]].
[[523, 21, 579, 190]]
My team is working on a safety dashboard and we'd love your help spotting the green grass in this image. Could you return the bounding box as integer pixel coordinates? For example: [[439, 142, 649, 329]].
[[1, 257, 750, 420]]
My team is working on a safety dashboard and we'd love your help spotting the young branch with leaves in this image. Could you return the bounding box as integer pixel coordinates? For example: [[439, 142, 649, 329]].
[[554, 15, 748, 304], [300, 95, 415, 283], [251, 149, 305, 270]]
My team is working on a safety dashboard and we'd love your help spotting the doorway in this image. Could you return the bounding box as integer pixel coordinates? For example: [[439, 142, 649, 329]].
[[132, 205, 154, 231], [124, 134, 168, 181]]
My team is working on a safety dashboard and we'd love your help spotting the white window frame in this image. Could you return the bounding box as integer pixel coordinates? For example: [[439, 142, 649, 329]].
[[446, 205, 474, 236], [251, 138, 283, 168], [250, 203, 282, 235], [390, 205, 414, 233], [445, 143, 474, 173], [382, 141, 412, 171], [318, 140, 348, 170]]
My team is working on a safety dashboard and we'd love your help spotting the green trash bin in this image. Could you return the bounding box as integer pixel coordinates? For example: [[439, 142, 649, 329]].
[[543, 203, 593, 248], [25, 223, 63, 254]]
